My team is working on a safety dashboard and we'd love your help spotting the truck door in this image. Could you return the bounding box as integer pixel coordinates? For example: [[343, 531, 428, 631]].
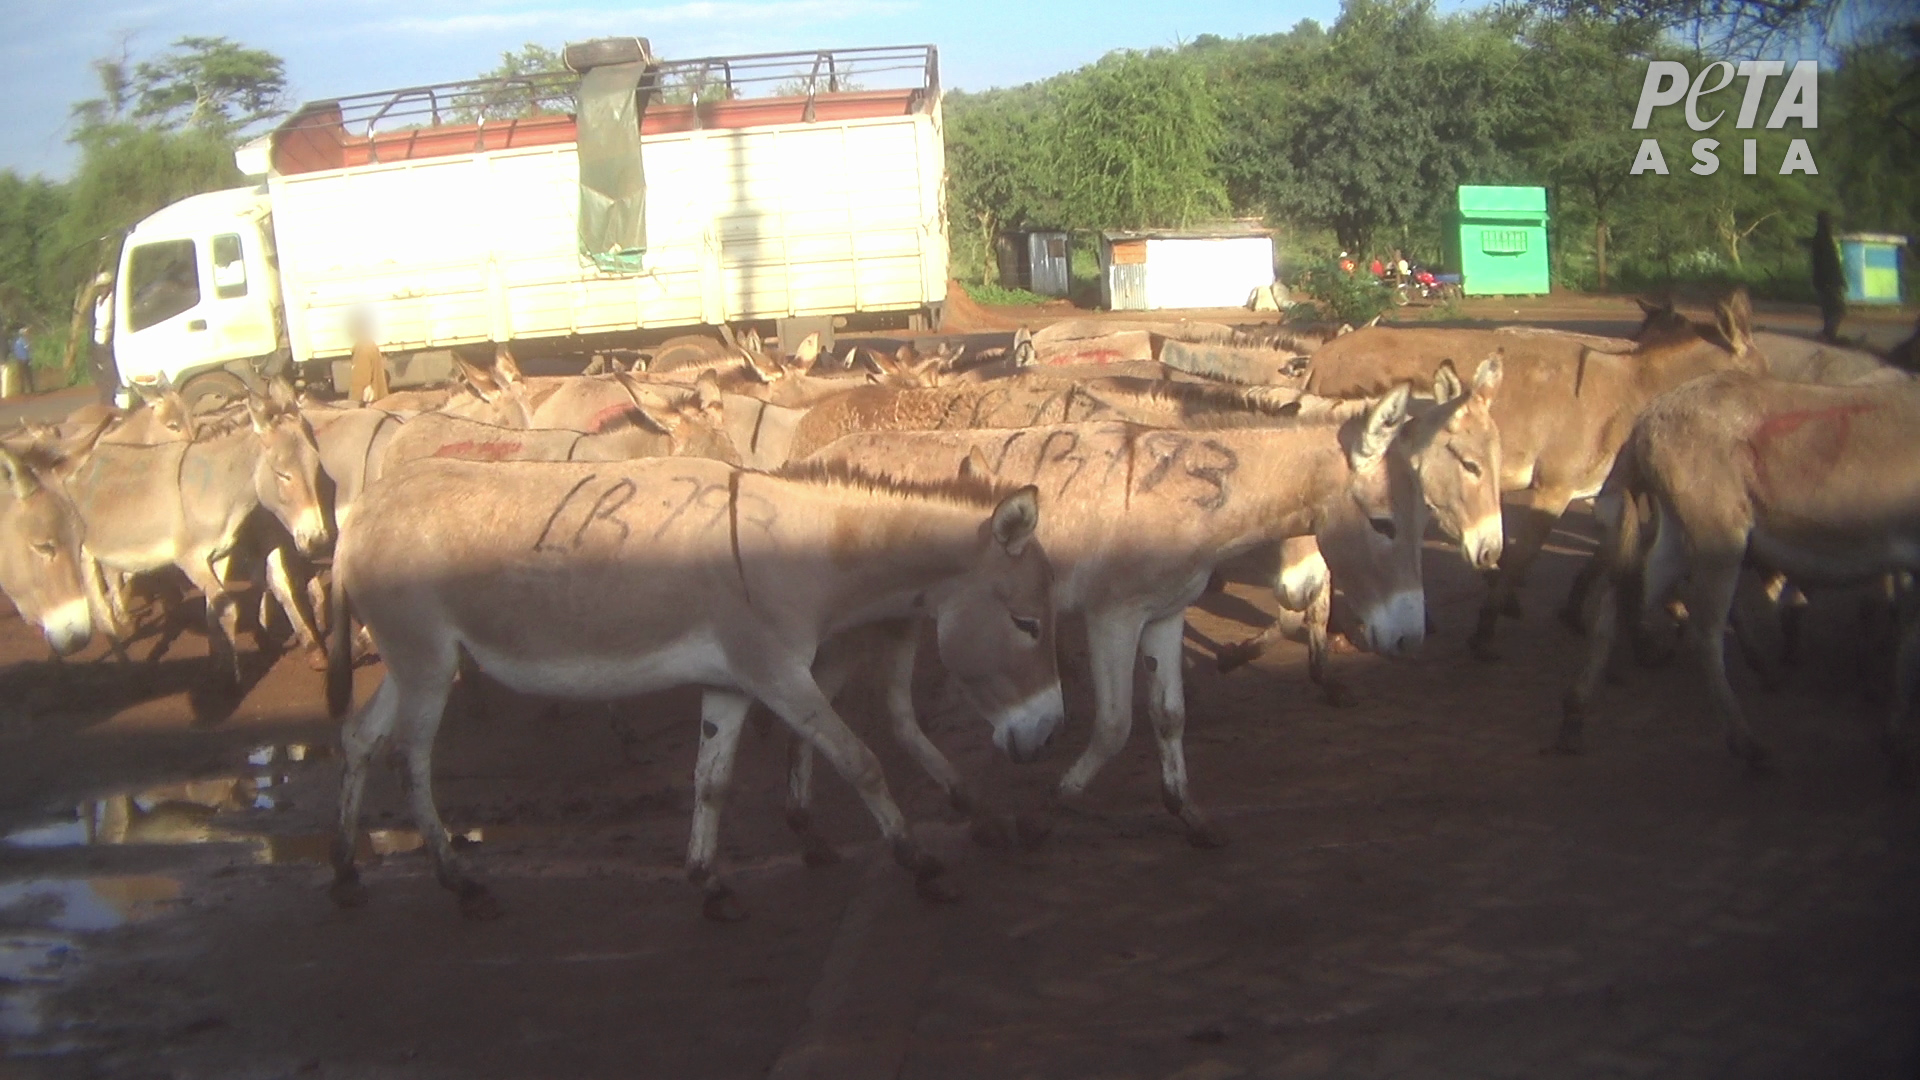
[[116, 237, 211, 391]]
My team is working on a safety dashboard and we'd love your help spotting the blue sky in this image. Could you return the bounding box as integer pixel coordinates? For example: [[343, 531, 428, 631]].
[[2, 0, 1351, 179]]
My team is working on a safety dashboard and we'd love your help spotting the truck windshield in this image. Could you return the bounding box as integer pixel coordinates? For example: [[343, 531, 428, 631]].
[[128, 239, 200, 331]]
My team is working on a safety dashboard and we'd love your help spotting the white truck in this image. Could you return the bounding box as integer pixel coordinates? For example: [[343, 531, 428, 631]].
[[110, 41, 950, 409]]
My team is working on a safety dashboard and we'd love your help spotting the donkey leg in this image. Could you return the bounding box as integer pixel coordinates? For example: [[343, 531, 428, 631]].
[[1688, 551, 1768, 766], [265, 545, 326, 671], [1302, 575, 1356, 707], [1556, 576, 1619, 754], [1140, 612, 1222, 847], [1058, 608, 1149, 801], [331, 677, 402, 907], [1471, 491, 1570, 661], [781, 630, 870, 866], [182, 560, 243, 686], [1558, 552, 1605, 635], [751, 660, 950, 900], [688, 690, 752, 920], [389, 667, 494, 918]]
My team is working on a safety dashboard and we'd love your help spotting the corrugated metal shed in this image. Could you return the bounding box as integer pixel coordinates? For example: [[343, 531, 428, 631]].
[[1098, 226, 1274, 310], [995, 229, 1071, 297]]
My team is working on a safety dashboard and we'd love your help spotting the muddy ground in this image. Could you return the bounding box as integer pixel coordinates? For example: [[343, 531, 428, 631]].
[[1, 298, 1916, 1078]]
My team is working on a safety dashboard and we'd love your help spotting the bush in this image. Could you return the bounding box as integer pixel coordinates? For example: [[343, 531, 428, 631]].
[[959, 280, 1053, 307], [1287, 262, 1396, 324]]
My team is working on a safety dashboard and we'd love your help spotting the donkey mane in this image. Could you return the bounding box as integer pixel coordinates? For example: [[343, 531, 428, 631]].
[[775, 457, 1019, 509], [1094, 378, 1306, 418]]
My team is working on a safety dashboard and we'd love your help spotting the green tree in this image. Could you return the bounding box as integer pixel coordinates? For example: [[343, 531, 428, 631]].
[[1050, 51, 1229, 231], [1217, 0, 1525, 255], [122, 36, 288, 135], [463, 43, 575, 120], [945, 88, 1058, 284]]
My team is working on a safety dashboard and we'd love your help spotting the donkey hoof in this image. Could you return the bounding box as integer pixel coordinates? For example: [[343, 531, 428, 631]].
[[305, 648, 330, 672], [1323, 682, 1359, 709], [1014, 813, 1053, 851], [1185, 820, 1229, 850], [914, 873, 962, 904], [1215, 642, 1259, 674], [328, 877, 369, 909], [799, 835, 842, 868], [968, 815, 1014, 849], [457, 882, 503, 921], [702, 887, 750, 923]]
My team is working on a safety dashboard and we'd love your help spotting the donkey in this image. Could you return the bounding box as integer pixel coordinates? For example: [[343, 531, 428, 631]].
[[1301, 290, 1761, 659], [1209, 358, 1504, 703], [326, 456, 1063, 919], [57, 389, 330, 685], [797, 388, 1492, 847], [0, 449, 94, 657], [1558, 370, 1920, 766]]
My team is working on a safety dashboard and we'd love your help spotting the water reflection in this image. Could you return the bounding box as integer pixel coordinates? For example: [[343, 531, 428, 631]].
[[5, 743, 324, 853]]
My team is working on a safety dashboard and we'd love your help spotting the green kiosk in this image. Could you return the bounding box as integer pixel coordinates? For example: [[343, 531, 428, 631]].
[[1448, 185, 1551, 296]]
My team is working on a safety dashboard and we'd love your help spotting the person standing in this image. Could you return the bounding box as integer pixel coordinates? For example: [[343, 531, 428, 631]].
[[90, 272, 119, 405], [1810, 210, 1846, 343], [10, 328, 32, 394]]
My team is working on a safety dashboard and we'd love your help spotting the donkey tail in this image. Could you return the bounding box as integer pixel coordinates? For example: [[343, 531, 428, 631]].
[[326, 551, 355, 719]]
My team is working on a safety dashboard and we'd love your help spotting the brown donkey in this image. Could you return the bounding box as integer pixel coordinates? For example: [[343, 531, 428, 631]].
[[1559, 371, 1920, 766], [1299, 290, 1763, 659]]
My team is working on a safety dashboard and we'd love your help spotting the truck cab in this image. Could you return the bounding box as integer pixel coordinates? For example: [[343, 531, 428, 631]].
[[112, 186, 287, 411]]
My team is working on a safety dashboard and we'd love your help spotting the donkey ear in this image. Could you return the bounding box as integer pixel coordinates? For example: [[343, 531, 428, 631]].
[[156, 391, 197, 439], [695, 370, 723, 413], [989, 484, 1040, 555], [1351, 383, 1412, 469], [455, 350, 501, 400], [791, 332, 820, 370], [1715, 287, 1754, 355], [1012, 326, 1036, 367], [492, 343, 524, 385], [0, 448, 39, 500], [246, 391, 274, 433], [1471, 351, 1503, 401], [1431, 360, 1464, 403], [958, 446, 994, 483]]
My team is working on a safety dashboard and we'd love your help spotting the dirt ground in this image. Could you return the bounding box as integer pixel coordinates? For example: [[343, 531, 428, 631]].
[[2, 299, 1918, 1078]]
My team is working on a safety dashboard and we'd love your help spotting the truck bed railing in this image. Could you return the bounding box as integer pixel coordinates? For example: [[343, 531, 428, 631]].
[[280, 44, 938, 143]]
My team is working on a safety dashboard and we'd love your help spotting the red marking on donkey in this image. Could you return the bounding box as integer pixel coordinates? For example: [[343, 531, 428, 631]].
[[433, 440, 524, 461], [1746, 403, 1878, 490], [588, 404, 638, 433]]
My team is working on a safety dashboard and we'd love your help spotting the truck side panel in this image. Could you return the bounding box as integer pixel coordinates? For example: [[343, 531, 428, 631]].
[[271, 108, 946, 362]]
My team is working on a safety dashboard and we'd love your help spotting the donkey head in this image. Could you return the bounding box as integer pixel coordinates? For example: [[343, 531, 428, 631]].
[[0, 449, 92, 656], [248, 380, 331, 557], [1318, 385, 1429, 658], [1410, 353, 1504, 571], [929, 474, 1064, 764]]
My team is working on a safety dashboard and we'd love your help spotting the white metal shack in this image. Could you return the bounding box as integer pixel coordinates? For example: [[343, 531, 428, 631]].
[[1099, 225, 1274, 311]]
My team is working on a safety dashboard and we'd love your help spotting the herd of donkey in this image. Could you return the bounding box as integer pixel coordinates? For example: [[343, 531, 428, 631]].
[[1, 291, 1917, 922]]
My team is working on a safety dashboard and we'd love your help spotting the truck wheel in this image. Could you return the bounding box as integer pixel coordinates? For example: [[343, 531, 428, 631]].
[[649, 333, 730, 374], [179, 371, 250, 416]]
